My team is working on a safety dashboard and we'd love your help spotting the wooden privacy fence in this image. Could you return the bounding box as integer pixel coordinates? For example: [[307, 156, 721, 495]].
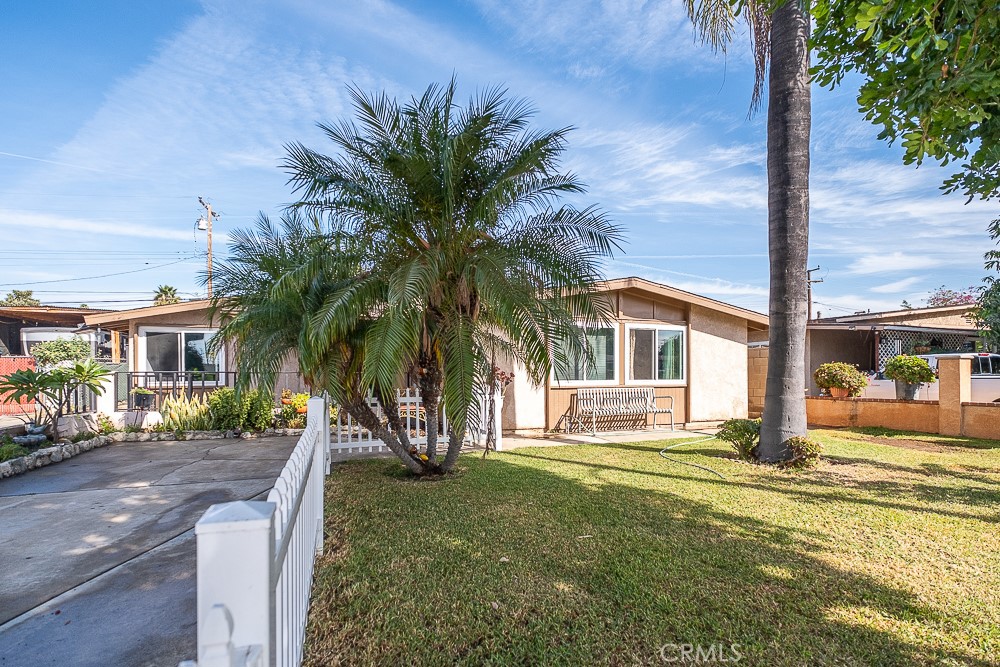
[[180, 396, 330, 667], [332, 386, 503, 455]]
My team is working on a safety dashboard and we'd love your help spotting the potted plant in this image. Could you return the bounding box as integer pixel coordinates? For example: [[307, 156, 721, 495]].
[[813, 362, 868, 398], [280, 388, 293, 405], [912, 340, 932, 354], [883, 355, 936, 400], [131, 386, 156, 410]]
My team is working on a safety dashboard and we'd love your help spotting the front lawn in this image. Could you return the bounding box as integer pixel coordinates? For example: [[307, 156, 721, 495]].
[[305, 429, 1000, 666]]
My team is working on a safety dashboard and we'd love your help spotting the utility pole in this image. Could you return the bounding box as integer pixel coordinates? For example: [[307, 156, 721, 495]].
[[198, 197, 219, 298], [807, 266, 823, 321]]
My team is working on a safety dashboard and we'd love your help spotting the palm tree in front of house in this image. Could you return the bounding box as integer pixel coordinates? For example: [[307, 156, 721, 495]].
[[213, 80, 622, 475], [685, 0, 810, 462], [153, 284, 181, 306]]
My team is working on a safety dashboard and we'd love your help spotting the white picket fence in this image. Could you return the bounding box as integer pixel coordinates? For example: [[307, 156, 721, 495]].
[[180, 396, 330, 667], [332, 386, 503, 455], [179, 388, 501, 667]]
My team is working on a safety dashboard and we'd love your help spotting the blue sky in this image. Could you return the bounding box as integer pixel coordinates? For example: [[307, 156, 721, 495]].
[[1, 0, 994, 316]]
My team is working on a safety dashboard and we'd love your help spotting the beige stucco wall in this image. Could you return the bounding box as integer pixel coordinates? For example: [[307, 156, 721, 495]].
[[688, 305, 749, 421], [498, 356, 546, 431]]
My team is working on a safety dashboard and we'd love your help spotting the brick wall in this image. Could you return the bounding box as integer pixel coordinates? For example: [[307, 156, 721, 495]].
[[747, 346, 767, 418], [0, 357, 35, 415]]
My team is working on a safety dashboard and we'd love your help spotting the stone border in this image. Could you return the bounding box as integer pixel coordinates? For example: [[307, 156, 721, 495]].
[[0, 427, 305, 480]]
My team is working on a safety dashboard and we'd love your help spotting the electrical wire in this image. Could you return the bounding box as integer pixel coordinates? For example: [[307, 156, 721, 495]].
[[0, 257, 197, 287], [658, 431, 726, 479]]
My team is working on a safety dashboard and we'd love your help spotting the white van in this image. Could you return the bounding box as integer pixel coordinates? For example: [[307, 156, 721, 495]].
[[19, 328, 100, 357]]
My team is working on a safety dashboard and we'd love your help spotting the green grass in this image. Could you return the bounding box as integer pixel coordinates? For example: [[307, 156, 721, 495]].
[[305, 429, 1000, 666]]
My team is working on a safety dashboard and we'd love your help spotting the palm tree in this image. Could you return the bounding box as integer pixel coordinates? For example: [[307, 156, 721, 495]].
[[153, 284, 181, 306], [214, 80, 621, 475], [686, 0, 810, 462]]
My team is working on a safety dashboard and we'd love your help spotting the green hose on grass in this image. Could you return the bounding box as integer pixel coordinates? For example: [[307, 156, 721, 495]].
[[658, 432, 726, 479]]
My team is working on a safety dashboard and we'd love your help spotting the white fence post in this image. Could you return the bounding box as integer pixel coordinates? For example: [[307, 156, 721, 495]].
[[321, 392, 332, 474], [307, 396, 326, 556], [193, 501, 276, 667], [493, 388, 504, 452]]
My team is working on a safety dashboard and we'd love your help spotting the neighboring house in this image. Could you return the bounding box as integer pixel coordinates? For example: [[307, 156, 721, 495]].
[[501, 277, 769, 432], [0, 306, 112, 357], [805, 304, 982, 395]]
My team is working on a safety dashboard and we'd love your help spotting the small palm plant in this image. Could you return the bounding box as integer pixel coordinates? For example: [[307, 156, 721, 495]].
[[213, 79, 622, 474]]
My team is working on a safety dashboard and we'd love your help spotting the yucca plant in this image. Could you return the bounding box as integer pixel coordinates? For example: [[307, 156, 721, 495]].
[[213, 80, 621, 475]]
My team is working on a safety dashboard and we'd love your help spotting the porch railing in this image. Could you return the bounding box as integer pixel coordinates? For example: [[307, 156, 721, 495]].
[[179, 396, 330, 667]]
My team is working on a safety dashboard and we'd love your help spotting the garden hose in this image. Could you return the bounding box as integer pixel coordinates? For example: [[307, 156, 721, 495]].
[[658, 431, 726, 480]]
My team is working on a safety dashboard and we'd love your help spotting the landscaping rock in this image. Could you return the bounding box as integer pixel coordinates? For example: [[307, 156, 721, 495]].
[[0, 462, 12, 478]]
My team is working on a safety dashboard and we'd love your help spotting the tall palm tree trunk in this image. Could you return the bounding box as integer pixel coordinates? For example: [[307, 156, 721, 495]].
[[758, 0, 811, 461]]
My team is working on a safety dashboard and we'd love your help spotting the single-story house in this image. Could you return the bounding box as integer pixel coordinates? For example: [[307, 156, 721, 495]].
[[500, 277, 769, 432], [83, 279, 769, 431], [804, 304, 982, 395]]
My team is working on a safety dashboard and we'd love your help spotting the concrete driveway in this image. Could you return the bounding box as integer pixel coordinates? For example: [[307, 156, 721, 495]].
[[0, 436, 297, 667]]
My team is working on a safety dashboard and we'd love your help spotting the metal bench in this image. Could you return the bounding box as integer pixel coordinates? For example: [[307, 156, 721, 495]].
[[574, 387, 674, 435]]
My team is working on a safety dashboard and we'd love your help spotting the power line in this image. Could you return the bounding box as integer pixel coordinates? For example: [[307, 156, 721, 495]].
[[0, 257, 199, 287]]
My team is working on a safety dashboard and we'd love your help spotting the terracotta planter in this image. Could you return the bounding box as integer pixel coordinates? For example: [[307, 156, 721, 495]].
[[296, 406, 308, 414], [829, 387, 850, 398], [914, 346, 931, 354], [281, 399, 292, 405]]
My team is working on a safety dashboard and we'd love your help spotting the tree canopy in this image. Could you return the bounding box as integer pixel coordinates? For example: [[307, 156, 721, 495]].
[[0, 290, 41, 307], [812, 0, 1000, 201], [153, 285, 181, 306], [925, 284, 978, 307]]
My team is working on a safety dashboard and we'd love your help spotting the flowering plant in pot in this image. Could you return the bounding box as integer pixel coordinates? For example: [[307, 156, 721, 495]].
[[813, 362, 868, 397], [884, 355, 936, 400]]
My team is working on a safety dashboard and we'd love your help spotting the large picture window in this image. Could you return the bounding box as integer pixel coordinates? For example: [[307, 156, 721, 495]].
[[553, 325, 617, 384], [139, 328, 222, 377], [627, 325, 685, 383]]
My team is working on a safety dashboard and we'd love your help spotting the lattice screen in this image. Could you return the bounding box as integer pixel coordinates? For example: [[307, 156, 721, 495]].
[[877, 331, 971, 371]]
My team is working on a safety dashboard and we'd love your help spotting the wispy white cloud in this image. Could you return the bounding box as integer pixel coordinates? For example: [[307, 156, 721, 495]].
[[847, 252, 942, 275], [870, 276, 922, 293]]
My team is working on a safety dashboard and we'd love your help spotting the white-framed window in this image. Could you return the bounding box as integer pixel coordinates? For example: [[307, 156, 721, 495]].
[[625, 323, 686, 384], [137, 327, 223, 379], [552, 324, 619, 385]]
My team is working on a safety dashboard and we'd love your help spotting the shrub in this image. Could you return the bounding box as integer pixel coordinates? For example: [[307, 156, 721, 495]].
[[884, 355, 937, 384], [31, 338, 92, 366], [161, 393, 212, 431], [0, 441, 30, 462], [279, 403, 306, 429], [242, 389, 275, 432], [209, 387, 245, 431], [71, 431, 97, 443], [813, 362, 868, 396], [783, 436, 822, 468], [96, 413, 116, 435], [716, 418, 761, 461]]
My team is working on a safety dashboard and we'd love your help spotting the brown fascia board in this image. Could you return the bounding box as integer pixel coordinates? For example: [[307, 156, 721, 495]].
[[598, 276, 770, 329], [82, 299, 215, 327]]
